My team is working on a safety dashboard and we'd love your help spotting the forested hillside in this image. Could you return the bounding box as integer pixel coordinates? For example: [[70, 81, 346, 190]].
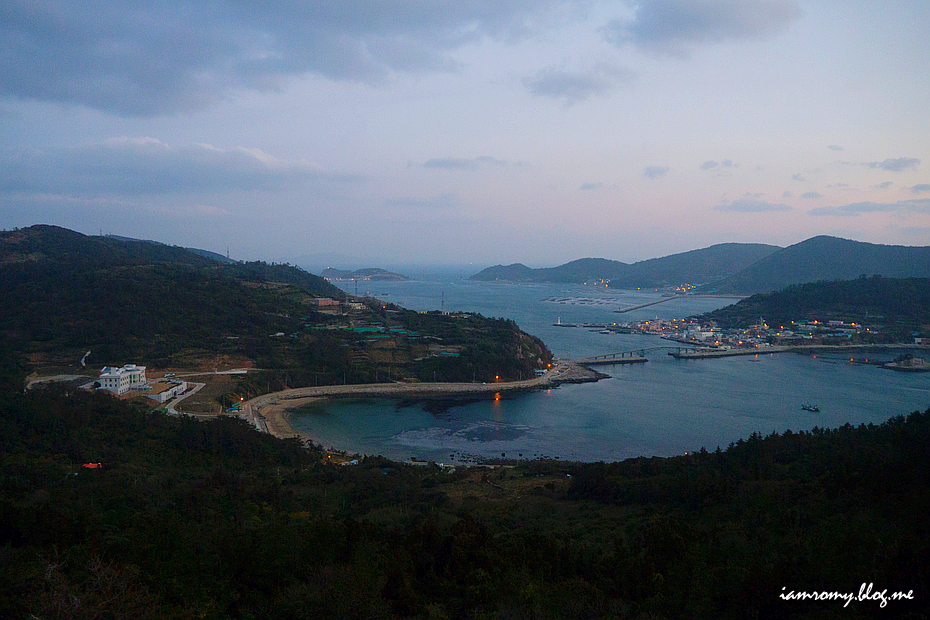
[[0, 226, 340, 364], [1, 352, 927, 619], [697, 276, 930, 339], [705, 236, 930, 294], [0, 225, 550, 384]]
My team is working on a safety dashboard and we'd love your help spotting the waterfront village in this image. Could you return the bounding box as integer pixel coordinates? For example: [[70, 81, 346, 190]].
[[625, 317, 876, 348]]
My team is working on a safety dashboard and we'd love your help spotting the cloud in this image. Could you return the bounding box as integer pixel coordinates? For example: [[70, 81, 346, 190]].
[[580, 182, 604, 190], [384, 193, 460, 209], [1, 0, 566, 116], [522, 64, 635, 104], [868, 157, 920, 172], [910, 184, 930, 194], [808, 198, 930, 217], [782, 191, 791, 198], [0, 138, 344, 197], [801, 191, 823, 199], [643, 165, 670, 179], [792, 173, 805, 181], [714, 198, 792, 212], [701, 158, 736, 171], [828, 145, 844, 151], [423, 156, 508, 170], [602, 0, 801, 57], [877, 181, 894, 189]]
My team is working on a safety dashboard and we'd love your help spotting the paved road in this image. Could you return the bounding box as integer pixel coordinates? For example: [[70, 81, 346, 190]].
[[166, 382, 206, 415], [26, 374, 92, 389], [173, 368, 252, 378]]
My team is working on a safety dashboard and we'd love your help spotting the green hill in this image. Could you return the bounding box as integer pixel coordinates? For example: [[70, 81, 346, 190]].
[[470, 243, 780, 288], [611, 242, 780, 288], [104, 233, 239, 264], [704, 236, 930, 294], [468, 262, 541, 281], [471, 257, 630, 283], [0, 226, 341, 363], [0, 225, 550, 384], [1, 225, 221, 269], [696, 276, 930, 339]]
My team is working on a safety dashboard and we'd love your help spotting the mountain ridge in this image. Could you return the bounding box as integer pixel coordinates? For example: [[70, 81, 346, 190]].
[[705, 235, 930, 294], [471, 242, 780, 288], [471, 236, 930, 294], [104, 233, 239, 264]]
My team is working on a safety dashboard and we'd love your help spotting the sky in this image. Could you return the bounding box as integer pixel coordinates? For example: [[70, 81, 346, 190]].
[[2, 0, 929, 270]]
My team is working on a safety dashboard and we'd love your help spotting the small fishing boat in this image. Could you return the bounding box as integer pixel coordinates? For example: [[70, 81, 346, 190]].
[[801, 404, 820, 412]]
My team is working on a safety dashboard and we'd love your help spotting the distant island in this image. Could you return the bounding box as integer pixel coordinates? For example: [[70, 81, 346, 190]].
[[321, 267, 410, 281], [472, 236, 930, 295]]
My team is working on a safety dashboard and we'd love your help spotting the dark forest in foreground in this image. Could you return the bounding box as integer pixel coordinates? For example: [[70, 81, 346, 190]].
[[1, 346, 927, 619]]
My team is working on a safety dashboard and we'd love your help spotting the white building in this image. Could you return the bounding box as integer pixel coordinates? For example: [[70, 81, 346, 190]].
[[145, 380, 188, 403], [98, 364, 147, 395]]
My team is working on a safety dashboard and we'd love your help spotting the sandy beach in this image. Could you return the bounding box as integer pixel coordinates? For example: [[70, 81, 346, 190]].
[[244, 361, 604, 441]]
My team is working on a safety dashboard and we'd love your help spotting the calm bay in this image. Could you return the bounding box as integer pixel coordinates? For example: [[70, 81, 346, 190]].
[[288, 276, 930, 463]]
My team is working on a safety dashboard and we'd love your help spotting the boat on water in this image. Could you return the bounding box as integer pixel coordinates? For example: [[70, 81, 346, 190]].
[[801, 404, 820, 412]]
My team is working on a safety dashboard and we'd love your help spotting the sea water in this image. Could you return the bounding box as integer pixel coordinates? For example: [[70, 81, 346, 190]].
[[288, 277, 930, 463]]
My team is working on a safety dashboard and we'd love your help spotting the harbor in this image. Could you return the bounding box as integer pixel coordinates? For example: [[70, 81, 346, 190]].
[[297, 278, 930, 464]]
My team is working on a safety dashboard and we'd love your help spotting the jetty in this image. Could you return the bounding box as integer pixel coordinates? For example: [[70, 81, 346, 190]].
[[615, 296, 679, 313], [576, 350, 648, 366], [669, 346, 790, 359], [668, 343, 930, 360]]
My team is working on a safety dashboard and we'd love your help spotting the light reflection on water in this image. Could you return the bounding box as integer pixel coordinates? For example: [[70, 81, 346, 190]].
[[288, 279, 930, 463]]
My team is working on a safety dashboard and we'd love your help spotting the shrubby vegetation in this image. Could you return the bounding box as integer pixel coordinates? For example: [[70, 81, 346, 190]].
[[1, 342, 927, 618]]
